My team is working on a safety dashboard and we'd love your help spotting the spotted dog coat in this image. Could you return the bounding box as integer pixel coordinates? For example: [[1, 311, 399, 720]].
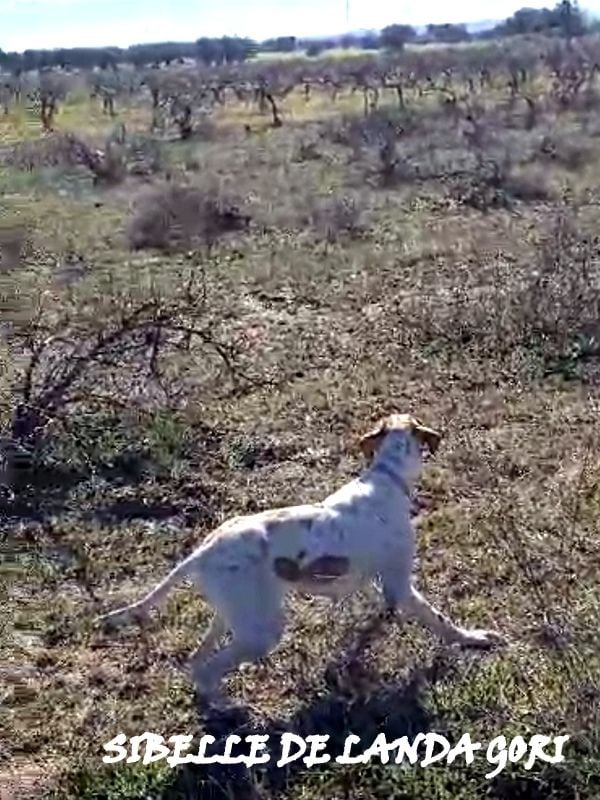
[[98, 413, 504, 706]]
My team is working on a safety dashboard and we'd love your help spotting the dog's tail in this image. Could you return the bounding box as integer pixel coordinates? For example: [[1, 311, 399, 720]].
[[97, 552, 198, 628]]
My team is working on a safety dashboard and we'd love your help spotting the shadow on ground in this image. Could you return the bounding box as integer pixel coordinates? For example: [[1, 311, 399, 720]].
[[160, 613, 441, 800]]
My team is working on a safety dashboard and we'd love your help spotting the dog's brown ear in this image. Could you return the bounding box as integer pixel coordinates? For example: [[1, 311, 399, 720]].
[[412, 419, 442, 454], [358, 418, 388, 459]]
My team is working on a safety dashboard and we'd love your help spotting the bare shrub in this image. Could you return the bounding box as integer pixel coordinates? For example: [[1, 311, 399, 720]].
[[1, 132, 126, 185], [402, 205, 600, 377], [502, 164, 557, 203], [0, 222, 31, 272], [0, 271, 269, 488], [4, 133, 87, 171], [5, 125, 166, 185], [125, 135, 165, 176], [331, 109, 405, 154], [376, 139, 414, 187], [304, 194, 368, 243], [170, 98, 218, 142], [172, 100, 193, 140], [447, 152, 554, 210], [448, 156, 514, 212], [294, 141, 322, 162], [537, 133, 594, 171], [126, 184, 250, 252], [67, 136, 126, 185], [326, 109, 416, 187]]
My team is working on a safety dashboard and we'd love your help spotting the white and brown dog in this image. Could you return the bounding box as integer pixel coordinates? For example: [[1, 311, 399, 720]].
[[98, 413, 504, 705]]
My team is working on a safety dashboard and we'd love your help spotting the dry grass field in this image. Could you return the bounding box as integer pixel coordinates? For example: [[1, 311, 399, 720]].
[[1, 36, 600, 800]]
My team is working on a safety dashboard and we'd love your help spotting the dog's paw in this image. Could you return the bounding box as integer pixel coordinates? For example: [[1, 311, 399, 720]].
[[459, 629, 506, 649]]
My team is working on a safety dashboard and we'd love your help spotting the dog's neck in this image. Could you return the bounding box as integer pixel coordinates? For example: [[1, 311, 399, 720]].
[[366, 431, 422, 497]]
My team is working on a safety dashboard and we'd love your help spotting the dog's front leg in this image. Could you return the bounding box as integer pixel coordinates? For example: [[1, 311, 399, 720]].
[[404, 585, 504, 647], [381, 569, 503, 648]]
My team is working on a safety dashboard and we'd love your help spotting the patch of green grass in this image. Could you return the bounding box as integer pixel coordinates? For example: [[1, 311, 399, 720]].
[[46, 763, 172, 800]]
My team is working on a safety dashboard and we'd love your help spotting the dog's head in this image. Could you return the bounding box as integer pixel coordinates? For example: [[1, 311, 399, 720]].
[[358, 413, 442, 461]]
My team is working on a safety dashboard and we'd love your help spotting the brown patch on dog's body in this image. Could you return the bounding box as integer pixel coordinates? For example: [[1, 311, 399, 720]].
[[273, 556, 302, 581], [273, 553, 350, 583]]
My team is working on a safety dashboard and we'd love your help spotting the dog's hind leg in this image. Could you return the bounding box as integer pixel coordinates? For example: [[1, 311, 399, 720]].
[[190, 614, 227, 667], [191, 618, 284, 705], [189, 568, 285, 704]]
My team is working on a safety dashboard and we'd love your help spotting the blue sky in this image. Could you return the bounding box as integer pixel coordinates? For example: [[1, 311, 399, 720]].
[[2, 0, 600, 51]]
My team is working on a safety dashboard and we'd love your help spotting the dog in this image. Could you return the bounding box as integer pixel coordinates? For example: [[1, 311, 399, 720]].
[[98, 413, 504, 706]]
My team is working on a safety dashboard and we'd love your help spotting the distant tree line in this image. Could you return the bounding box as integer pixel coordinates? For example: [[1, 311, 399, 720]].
[[0, 1, 593, 73], [376, 0, 589, 50], [0, 36, 257, 73], [487, 0, 587, 38]]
